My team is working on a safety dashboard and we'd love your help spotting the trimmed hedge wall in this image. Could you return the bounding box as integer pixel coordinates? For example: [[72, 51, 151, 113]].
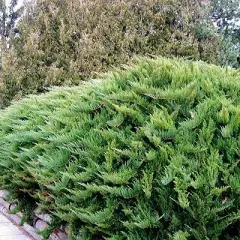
[[0, 57, 240, 239]]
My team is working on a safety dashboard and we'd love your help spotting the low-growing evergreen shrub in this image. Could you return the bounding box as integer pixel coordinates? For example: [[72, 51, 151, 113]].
[[0, 57, 240, 239]]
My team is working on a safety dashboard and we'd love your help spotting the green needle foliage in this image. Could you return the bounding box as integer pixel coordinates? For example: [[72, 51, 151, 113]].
[[0, 57, 240, 239]]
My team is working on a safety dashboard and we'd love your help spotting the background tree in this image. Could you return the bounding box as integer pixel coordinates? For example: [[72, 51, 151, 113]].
[[210, 0, 240, 68], [0, 0, 7, 68], [0, 0, 22, 68]]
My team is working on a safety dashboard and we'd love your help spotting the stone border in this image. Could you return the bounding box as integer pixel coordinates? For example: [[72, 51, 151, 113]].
[[0, 190, 68, 240], [0, 210, 35, 239]]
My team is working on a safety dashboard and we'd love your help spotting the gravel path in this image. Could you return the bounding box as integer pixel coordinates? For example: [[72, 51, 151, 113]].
[[0, 213, 31, 240]]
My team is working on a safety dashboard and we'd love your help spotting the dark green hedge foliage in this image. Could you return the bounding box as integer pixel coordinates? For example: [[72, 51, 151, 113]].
[[0, 0, 219, 107], [1, 57, 240, 239]]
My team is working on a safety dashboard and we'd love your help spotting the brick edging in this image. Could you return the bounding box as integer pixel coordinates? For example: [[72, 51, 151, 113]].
[[0, 190, 68, 240], [0, 199, 40, 240]]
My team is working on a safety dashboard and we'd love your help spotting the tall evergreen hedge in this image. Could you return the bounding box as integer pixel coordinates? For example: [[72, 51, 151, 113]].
[[0, 57, 240, 239], [0, 0, 219, 107]]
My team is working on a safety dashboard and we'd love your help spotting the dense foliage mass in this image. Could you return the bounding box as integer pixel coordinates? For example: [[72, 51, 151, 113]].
[[0, 0, 219, 107], [0, 57, 240, 239]]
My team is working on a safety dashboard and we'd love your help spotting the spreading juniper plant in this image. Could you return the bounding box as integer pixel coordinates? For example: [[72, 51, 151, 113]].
[[0, 57, 240, 239]]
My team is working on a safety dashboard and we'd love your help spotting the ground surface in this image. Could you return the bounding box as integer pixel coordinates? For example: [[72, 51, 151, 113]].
[[0, 213, 31, 240]]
